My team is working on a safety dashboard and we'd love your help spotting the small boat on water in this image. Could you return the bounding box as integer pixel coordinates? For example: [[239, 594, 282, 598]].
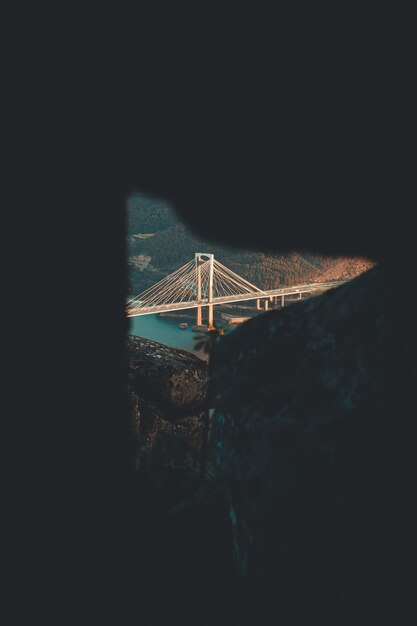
[[179, 322, 188, 329]]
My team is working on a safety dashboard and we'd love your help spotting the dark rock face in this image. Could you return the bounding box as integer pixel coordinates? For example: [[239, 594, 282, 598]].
[[127, 336, 208, 469], [7, 24, 416, 623], [208, 261, 417, 622], [127, 335, 208, 416], [6, 25, 415, 262], [8, 192, 133, 624]]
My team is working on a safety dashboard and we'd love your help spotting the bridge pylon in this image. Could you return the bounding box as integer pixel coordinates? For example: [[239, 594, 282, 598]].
[[195, 253, 215, 329]]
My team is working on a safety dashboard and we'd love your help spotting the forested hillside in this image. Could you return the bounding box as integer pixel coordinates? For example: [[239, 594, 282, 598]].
[[127, 195, 374, 295], [128, 193, 179, 235]]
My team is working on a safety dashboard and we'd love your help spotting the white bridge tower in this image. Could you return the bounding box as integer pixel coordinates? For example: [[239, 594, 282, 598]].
[[195, 252, 214, 329]]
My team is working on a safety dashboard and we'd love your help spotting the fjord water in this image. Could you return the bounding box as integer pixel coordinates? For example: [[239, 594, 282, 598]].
[[128, 314, 208, 360]]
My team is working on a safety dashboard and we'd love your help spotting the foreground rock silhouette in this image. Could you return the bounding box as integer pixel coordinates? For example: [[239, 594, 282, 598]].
[[127, 335, 208, 467], [6, 16, 417, 625], [207, 260, 417, 623]]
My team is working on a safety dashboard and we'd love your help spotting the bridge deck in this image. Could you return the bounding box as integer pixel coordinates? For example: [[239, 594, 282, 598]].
[[126, 281, 346, 318]]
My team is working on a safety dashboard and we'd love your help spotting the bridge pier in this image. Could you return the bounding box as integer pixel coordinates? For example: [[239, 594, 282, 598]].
[[281, 295, 285, 307], [208, 304, 214, 329], [264, 299, 269, 310], [196, 306, 202, 326], [298, 292, 302, 299]]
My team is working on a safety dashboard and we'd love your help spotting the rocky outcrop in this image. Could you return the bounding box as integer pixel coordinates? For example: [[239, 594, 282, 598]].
[[127, 254, 151, 271], [128, 335, 207, 415], [207, 261, 417, 623], [127, 336, 209, 470]]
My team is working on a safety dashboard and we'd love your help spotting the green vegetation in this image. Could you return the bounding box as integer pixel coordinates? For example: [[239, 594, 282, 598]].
[[136, 223, 327, 285], [128, 193, 179, 235], [127, 195, 346, 296]]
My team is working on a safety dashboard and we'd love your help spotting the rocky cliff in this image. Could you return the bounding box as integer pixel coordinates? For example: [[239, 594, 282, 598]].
[[206, 260, 417, 623], [127, 335, 208, 470]]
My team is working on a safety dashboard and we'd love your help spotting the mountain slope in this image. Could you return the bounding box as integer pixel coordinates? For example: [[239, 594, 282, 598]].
[[127, 196, 374, 296]]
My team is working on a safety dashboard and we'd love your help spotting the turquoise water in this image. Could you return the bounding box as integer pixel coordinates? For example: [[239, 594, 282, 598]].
[[128, 314, 208, 360]]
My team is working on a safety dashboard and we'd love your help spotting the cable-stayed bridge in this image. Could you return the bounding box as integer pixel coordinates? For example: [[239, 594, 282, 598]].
[[126, 253, 346, 328]]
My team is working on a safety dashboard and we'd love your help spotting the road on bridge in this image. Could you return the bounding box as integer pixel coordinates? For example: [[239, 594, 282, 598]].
[[126, 279, 346, 318]]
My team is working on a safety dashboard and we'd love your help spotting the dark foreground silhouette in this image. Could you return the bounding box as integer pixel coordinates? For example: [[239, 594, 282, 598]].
[[5, 15, 417, 625]]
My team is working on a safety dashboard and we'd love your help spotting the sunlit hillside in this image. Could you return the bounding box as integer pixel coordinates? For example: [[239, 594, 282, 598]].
[[127, 194, 374, 296]]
